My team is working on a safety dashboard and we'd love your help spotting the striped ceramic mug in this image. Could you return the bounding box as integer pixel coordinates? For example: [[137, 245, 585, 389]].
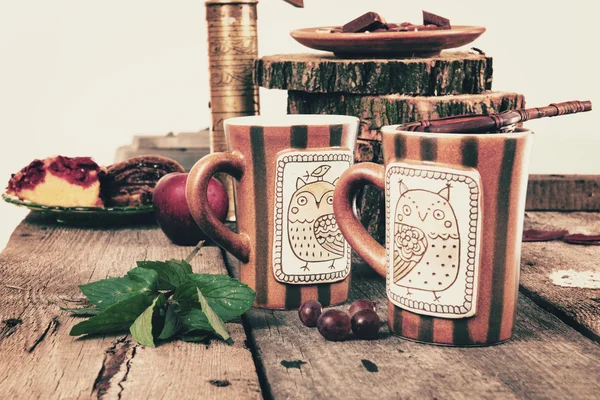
[[186, 115, 360, 309], [334, 127, 533, 346]]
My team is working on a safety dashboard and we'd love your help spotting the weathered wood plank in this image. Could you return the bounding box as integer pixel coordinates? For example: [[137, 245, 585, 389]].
[[0, 215, 261, 400], [526, 175, 600, 211], [228, 253, 600, 400], [521, 212, 600, 342], [256, 52, 493, 95]]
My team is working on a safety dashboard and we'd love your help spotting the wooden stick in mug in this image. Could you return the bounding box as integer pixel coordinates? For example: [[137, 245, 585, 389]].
[[398, 100, 592, 134]]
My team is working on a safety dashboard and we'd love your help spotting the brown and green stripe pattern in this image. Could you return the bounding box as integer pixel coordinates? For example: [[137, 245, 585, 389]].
[[229, 121, 356, 309], [386, 131, 532, 345]]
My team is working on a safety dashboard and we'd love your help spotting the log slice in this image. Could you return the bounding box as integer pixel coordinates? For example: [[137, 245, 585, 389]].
[[255, 52, 493, 95]]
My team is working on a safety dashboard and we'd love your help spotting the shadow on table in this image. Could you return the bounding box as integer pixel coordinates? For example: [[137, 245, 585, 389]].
[[24, 211, 158, 230]]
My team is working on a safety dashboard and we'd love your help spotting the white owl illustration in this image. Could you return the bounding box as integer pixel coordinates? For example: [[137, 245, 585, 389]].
[[393, 182, 460, 301], [288, 165, 344, 271]]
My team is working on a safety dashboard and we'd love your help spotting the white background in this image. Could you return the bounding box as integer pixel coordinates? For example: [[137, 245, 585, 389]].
[[1, 0, 598, 251]]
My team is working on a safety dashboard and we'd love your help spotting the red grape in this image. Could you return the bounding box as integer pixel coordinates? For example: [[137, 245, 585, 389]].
[[348, 299, 376, 318], [351, 309, 380, 340], [298, 300, 323, 327], [317, 309, 351, 341]]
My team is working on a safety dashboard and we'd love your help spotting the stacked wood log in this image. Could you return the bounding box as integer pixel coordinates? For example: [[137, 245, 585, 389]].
[[255, 52, 525, 244]]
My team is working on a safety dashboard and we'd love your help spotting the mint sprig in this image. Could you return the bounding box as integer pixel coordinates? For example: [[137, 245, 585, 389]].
[[66, 244, 255, 347], [196, 288, 232, 344]]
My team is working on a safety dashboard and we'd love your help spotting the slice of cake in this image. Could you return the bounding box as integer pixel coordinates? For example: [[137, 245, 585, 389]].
[[101, 155, 185, 207], [6, 156, 105, 207]]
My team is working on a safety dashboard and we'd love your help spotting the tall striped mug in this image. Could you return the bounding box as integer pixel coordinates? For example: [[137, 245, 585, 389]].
[[186, 115, 361, 309], [334, 127, 533, 346]]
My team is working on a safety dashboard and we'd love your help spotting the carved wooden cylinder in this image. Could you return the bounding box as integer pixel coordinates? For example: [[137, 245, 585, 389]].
[[206, 0, 260, 219]]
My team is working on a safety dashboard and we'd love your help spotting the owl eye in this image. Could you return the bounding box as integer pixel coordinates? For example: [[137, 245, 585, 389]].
[[326, 195, 333, 205], [433, 209, 445, 220], [297, 195, 308, 206], [402, 205, 411, 216]]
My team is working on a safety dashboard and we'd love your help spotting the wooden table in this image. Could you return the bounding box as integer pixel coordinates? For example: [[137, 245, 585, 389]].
[[1, 212, 599, 399]]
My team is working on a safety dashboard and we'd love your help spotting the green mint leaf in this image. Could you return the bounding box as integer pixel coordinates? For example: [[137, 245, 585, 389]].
[[136, 259, 193, 290], [173, 274, 255, 322], [70, 293, 155, 336], [130, 294, 165, 348], [180, 332, 208, 343], [158, 304, 181, 340], [79, 268, 159, 310], [177, 308, 212, 334], [196, 288, 232, 344], [60, 306, 101, 316], [127, 267, 160, 289]]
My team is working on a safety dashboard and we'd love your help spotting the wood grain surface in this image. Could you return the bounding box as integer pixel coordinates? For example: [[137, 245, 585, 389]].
[[255, 52, 493, 95], [2, 212, 599, 399], [227, 242, 600, 400], [521, 212, 600, 342], [0, 215, 261, 400], [526, 175, 600, 211]]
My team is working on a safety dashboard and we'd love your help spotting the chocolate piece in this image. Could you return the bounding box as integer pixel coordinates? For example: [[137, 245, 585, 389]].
[[101, 155, 185, 207], [283, 0, 304, 7], [342, 12, 388, 33], [423, 10, 451, 29]]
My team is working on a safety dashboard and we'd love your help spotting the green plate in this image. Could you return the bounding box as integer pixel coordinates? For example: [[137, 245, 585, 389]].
[[2, 192, 155, 225]]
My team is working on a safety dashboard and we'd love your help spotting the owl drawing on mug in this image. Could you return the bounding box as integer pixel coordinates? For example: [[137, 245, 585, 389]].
[[393, 181, 460, 301], [288, 165, 344, 271]]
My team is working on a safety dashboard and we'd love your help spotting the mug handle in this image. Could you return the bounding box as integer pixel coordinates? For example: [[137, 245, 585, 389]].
[[333, 162, 387, 278], [186, 152, 251, 263]]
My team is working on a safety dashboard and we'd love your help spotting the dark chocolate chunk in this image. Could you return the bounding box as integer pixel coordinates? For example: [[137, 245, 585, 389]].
[[423, 10, 451, 29], [283, 0, 304, 7], [342, 12, 388, 33]]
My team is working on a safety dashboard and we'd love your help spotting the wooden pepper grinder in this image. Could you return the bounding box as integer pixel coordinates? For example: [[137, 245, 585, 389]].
[[205, 0, 303, 220]]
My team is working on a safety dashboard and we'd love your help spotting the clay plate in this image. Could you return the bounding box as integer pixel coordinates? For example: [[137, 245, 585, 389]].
[[290, 25, 486, 57]]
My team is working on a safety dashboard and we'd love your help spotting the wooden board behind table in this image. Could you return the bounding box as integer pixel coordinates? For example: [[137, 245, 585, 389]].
[[521, 212, 600, 341], [526, 175, 600, 211], [226, 251, 600, 400], [0, 215, 261, 400]]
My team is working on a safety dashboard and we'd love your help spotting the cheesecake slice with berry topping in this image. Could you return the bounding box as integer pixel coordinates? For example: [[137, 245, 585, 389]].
[[6, 156, 105, 207]]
